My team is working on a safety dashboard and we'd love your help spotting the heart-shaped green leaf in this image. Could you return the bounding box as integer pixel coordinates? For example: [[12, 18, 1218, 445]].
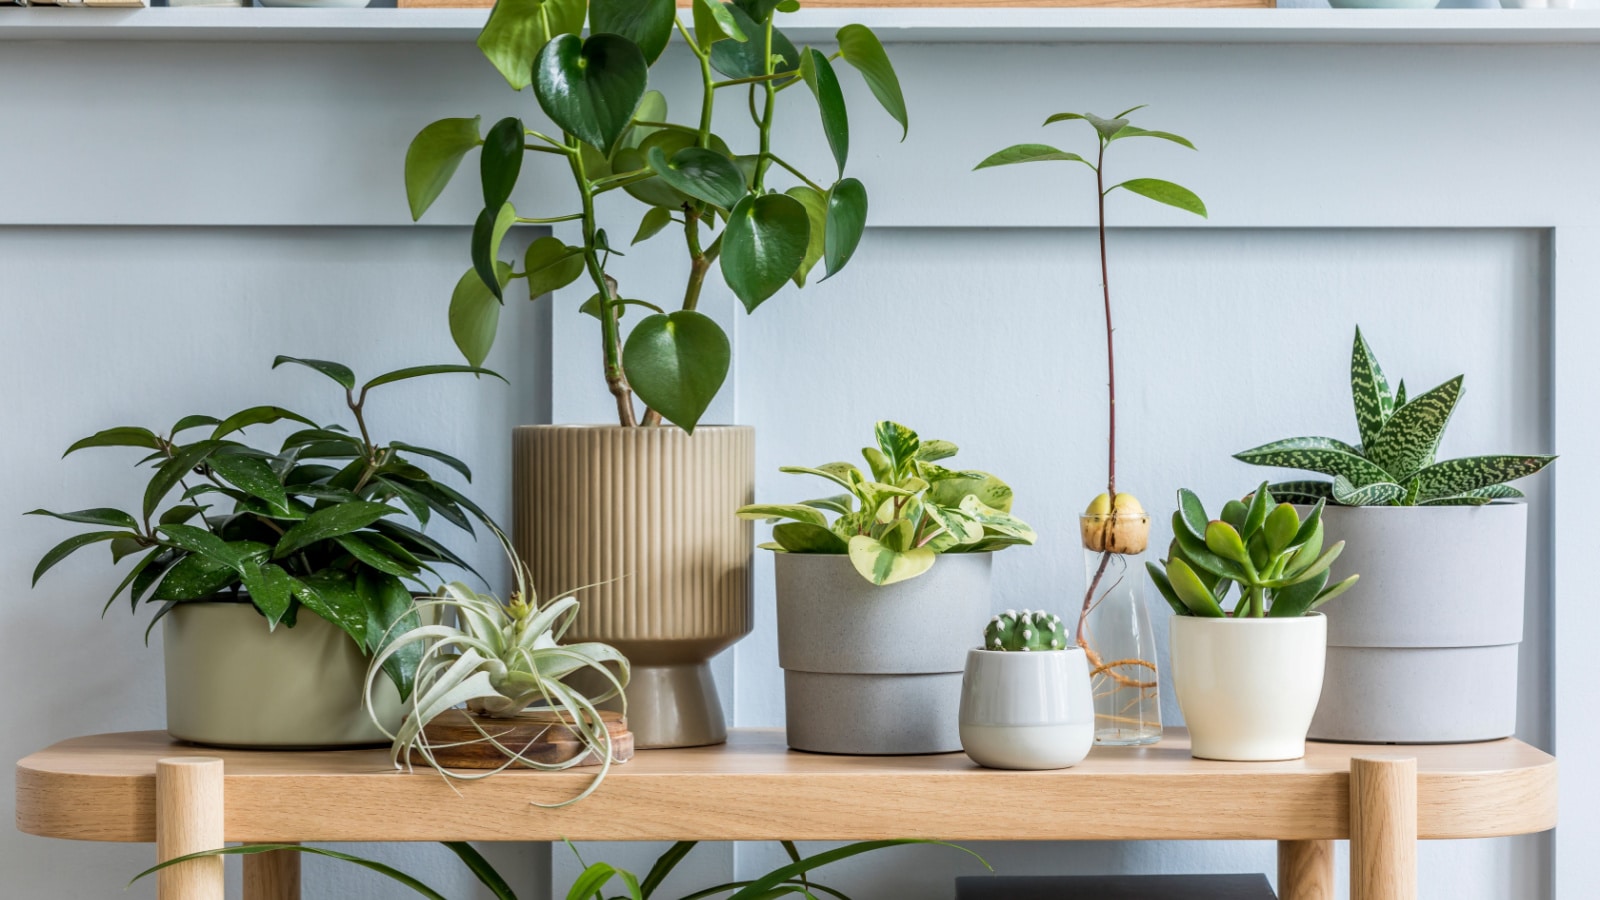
[[711, 3, 799, 80], [973, 143, 1087, 170], [621, 311, 731, 432], [449, 263, 510, 367], [404, 117, 481, 221], [732, 0, 783, 24], [524, 236, 586, 298], [1114, 178, 1208, 218], [590, 0, 677, 65], [617, 129, 735, 210], [801, 49, 849, 176], [534, 33, 649, 155], [823, 177, 867, 279], [633, 206, 675, 245], [692, 0, 746, 51], [836, 24, 906, 139], [477, 0, 586, 90], [471, 202, 517, 300], [721, 193, 810, 312], [647, 146, 747, 211], [480, 117, 524, 211], [847, 534, 934, 586], [619, 89, 670, 152], [785, 185, 826, 287]]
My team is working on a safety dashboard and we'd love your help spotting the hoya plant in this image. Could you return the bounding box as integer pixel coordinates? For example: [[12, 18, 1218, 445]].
[[1148, 485, 1359, 619], [1235, 327, 1556, 506], [737, 421, 1035, 586], [407, 0, 908, 431], [28, 356, 501, 699]]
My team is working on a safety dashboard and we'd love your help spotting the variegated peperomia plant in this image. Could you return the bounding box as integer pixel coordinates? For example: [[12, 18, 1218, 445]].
[[1235, 327, 1555, 507], [737, 421, 1035, 585]]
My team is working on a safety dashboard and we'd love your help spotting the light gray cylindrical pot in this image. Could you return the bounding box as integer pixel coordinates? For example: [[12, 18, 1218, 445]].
[[164, 600, 404, 749], [1308, 503, 1527, 744], [776, 552, 992, 755]]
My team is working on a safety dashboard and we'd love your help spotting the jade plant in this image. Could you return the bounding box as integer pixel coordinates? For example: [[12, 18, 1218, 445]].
[[737, 421, 1035, 585], [366, 538, 628, 804], [1148, 484, 1359, 619], [407, 0, 908, 431], [1235, 327, 1555, 507], [28, 356, 501, 699], [984, 608, 1068, 651]]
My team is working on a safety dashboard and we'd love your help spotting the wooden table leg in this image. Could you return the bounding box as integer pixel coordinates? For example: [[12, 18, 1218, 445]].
[[156, 758, 225, 900], [1278, 839, 1334, 900], [1350, 756, 1418, 900], [244, 844, 302, 900]]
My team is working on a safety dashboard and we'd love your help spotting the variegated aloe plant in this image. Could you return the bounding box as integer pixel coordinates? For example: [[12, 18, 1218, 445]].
[[1236, 327, 1555, 507], [737, 421, 1035, 585]]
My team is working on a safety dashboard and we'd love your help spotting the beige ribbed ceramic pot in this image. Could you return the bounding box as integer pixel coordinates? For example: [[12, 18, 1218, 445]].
[[513, 425, 754, 748]]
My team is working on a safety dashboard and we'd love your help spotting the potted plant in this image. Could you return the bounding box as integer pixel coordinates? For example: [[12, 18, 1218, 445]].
[[737, 421, 1035, 755], [405, 0, 909, 749], [1149, 485, 1359, 761], [29, 356, 500, 749], [977, 106, 1206, 746], [1234, 327, 1555, 743], [958, 608, 1094, 770]]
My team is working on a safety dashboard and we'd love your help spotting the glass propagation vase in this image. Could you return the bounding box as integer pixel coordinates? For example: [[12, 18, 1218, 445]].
[[1077, 513, 1162, 746]]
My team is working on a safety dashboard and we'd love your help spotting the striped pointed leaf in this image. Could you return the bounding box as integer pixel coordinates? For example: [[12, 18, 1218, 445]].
[[1393, 379, 1408, 409], [1415, 455, 1555, 501], [1235, 437, 1391, 485], [1420, 483, 1527, 507], [1332, 475, 1405, 507], [1367, 375, 1461, 479], [1268, 480, 1334, 504], [1350, 327, 1394, 449]]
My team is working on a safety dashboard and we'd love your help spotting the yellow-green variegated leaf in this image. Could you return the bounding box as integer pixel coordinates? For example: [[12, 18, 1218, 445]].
[[801, 494, 855, 516], [862, 446, 893, 483], [1367, 375, 1461, 480], [1331, 475, 1406, 507], [1350, 327, 1395, 449], [1415, 455, 1556, 502], [915, 439, 958, 462], [848, 535, 935, 585], [830, 511, 872, 541], [878, 518, 915, 552], [1234, 437, 1393, 485], [779, 462, 864, 491], [957, 495, 1035, 544], [772, 522, 849, 553], [735, 504, 829, 526], [923, 502, 985, 545], [927, 470, 1015, 513], [874, 421, 920, 474]]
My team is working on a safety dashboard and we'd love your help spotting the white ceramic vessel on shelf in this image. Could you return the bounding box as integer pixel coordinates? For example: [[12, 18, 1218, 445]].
[[958, 647, 1095, 770], [1170, 613, 1327, 762]]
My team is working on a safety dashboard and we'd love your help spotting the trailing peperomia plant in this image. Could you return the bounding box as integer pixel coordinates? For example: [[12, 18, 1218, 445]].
[[407, 0, 908, 431], [984, 608, 1069, 651], [1149, 484, 1359, 619], [737, 421, 1035, 586], [1235, 327, 1556, 506], [28, 356, 502, 699]]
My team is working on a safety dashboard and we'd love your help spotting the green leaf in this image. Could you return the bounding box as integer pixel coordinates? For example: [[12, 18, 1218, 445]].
[[150, 553, 236, 602], [926, 471, 1013, 513], [801, 48, 849, 176], [618, 129, 736, 210], [847, 534, 934, 585], [477, 0, 586, 91], [363, 364, 505, 393], [772, 521, 850, 553], [729, 842, 983, 900], [1242, 482, 1270, 537], [1042, 111, 1087, 127], [450, 263, 509, 367], [780, 463, 862, 492], [31, 531, 128, 586], [915, 440, 958, 462], [274, 501, 400, 559], [1419, 483, 1525, 507], [171, 415, 222, 436], [647, 145, 747, 210], [590, 0, 676, 65], [471, 202, 518, 302], [132, 845, 449, 900], [1349, 326, 1394, 451], [633, 206, 675, 245], [692, 0, 746, 51], [736, 504, 829, 526], [822, 178, 867, 280], [622, 311, 731, 432], [1415, 455, 1556, 501], [873, 421, 919, 475], [1166, 557, 1225, 617], [26, 507, 138, 530], [1269, 568, 1328, 619], [1083, 112, 1129, 139], [1394, 379, 1408, 409], [294, 570, 368, 647], [924, 503, 985, 545], [721, 193, 810, 312], [389, 441, 473, 482], [405, 117, 481, 221], [520, 237, 585, 301], [534, 33, 648, 155], [207, 453, 289, 514], [835, 25, 907, 139], [1312, 574, 1360, 608], [1262, 503, 1300, 555], [336, 534, 420, 579], [958, 495, 1035, 543], [63, 426, 162, 457], [1175, 488, 1209, 542], [973, 144, 1087, 170], [144, 441, 223, 521], [1367, 375, 1461, 480], [785, 185, 827, 287], [360, 569, 422, 698], [641, 843, 700, 899], [474, 118, 522, 215], [211, 405, 317, 441], [1204, 520, 1250, 567], [1113, 178, 1207, 217], [1108, 125, 1195, 149], [711, 4, 799, 80], [242, 562, 294, 628], [271, 356, 356, 390], [1234, 437, 1393, 485], [442, 843, 517, 900], [1268, 480, 1334, 504], [1146, 561, 1189, 616], [1331, 475, 1405, 507]]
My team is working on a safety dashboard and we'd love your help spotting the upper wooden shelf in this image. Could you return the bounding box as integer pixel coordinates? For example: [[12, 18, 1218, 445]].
[[5, 8, 1600, 44], [16, 728, 1556, 845]]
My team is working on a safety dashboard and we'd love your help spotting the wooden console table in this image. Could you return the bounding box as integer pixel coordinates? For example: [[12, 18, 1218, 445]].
[[15, 728, 1556, 900]]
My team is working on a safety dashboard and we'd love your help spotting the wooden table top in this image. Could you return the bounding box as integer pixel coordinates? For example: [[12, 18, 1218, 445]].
[[16, 728, 1556, 845]]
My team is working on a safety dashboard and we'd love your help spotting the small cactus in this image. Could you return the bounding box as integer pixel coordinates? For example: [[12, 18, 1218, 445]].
[[984, 608, 1068, 652]]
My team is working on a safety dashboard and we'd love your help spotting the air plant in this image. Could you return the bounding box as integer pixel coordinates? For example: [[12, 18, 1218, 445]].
[[365, 536, 629, 806], [984, 608, 1069, 651]]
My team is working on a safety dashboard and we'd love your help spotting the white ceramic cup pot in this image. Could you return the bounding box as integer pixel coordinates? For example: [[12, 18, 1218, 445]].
[[958, 647, 1095, 770], [1170, 613, 1327, 762]]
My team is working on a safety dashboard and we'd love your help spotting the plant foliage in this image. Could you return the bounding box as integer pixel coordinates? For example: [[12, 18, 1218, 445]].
[[737, 421, 1035, 586], [1234, 327, 1556, 506], [28, 357, 503, 699]]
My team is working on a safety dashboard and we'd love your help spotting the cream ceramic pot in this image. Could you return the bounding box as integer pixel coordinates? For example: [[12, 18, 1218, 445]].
[[1170, 613, 1327, 762], [163, 600, 404, 749], [959, 648, 1095, 770]]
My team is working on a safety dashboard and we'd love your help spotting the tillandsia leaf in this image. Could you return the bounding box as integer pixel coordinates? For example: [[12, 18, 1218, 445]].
[[622, 311, 732, 433], [973, 144, 1089, 170], [405, 117, 482, 221], [1415, 455, 1556, 502], [471, 202, 517, 301], [589, 0, 677, 65], [1268, 480, 1334, 504], [801, 48, 850, 176], [822, 178, 867, 279], [1268, 568, 1328, 619], [534, 33, 648, 156], [1111, 178, 1207, 218], [736, 504, 829, 526], [786, 185, 828, 287], [847, 534, 934, 585], [711, 4, 799, 80], [1331, 475, 1405, 507], [131, 845, 451, 900], [722, 193, 811, 311], [1367, 375, 1462, 479], [647, 146, 747, 211], [1420, 483, 1526, 507], [692, 0, 746, 51], [834, 25, 907, 139], [1234, 437, 1393, 486], [63, 426, 163, 456], [1350, 326, 1394, 450]]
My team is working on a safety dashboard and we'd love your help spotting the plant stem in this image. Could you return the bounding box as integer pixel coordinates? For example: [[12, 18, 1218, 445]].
[[570, 143, 637, 427], [764, 153, 824, 193], [752, 16, 778, 192], [1096, 140, 1116, 499]]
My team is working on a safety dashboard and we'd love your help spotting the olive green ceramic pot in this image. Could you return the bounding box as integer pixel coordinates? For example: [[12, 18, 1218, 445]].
[[162, 600, 404, 749]]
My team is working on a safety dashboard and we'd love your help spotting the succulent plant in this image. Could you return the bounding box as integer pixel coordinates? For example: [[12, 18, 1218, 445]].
[[984, 608, 1068, 651], [1236, 327, 1555, 507], [737, 420, 1035, 586], [1148, 484, 1360, 619]]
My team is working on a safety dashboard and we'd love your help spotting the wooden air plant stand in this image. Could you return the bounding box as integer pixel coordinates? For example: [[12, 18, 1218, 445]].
[[15, 728, 1555, 900]]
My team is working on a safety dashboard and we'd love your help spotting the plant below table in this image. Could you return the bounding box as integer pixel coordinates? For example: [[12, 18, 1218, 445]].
[[28, 356, 501, 699], [737, 420, 1035, 585], [409, 0, 908, 431], [1235, 326, 1556, 506]]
